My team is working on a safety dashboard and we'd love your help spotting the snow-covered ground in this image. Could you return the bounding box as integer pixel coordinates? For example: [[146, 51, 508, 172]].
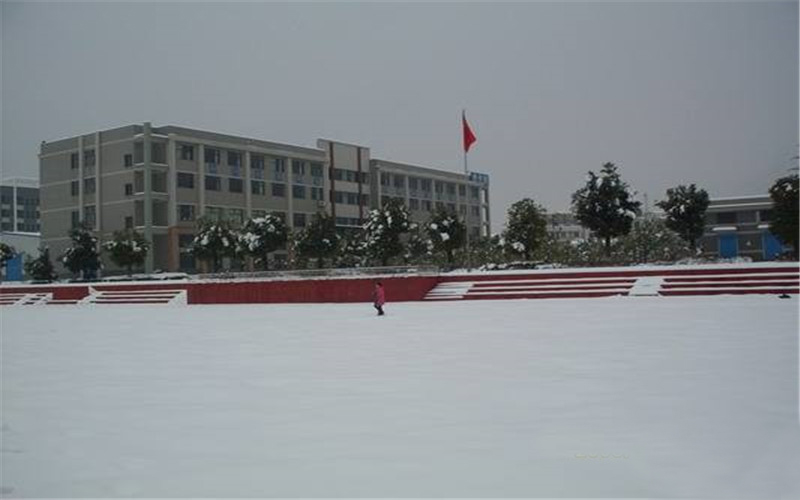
[[2, 297, 799, 498]]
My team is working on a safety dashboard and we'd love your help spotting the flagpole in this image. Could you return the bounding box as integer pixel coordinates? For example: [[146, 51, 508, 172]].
[[463, 109, 471, 271]]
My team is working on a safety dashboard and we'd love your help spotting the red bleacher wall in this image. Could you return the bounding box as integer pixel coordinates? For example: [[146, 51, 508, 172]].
[[185, 277, 440, 304]]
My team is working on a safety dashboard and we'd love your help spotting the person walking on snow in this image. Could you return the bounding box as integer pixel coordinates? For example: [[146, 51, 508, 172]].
[[372, 281, 386, 316]]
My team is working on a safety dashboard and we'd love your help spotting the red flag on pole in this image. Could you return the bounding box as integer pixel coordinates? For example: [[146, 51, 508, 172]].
[[462, 111, 477, 153]]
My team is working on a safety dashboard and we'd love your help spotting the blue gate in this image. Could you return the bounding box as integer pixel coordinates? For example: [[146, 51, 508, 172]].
[[763, 232, 784, 260], [4, 254, 23, 281], [719, 234, 738, 258]]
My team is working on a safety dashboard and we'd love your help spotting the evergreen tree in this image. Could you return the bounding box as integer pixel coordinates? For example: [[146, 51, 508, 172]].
[[655, 184, 710, 252], [768, 173, 799, 255], [468, 234, 507, 268], [503, 198, 548, 261], [25, 247, 56, 282], [571, 162, 641, 254], [191, 218, 237, 273], [237, 214, 288, 270], [426, 207, 466, 267], [0, 242, 16, 275], [363, 199, 413, 266], [404, 226, 432, 265], [62, 223, 102, 280], [102, 229, 150, 275], [620, 217, 690, 264], [336, 229, 368, 268], [295, 212, 339, 269]]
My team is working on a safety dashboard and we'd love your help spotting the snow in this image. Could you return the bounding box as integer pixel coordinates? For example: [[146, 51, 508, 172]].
[[440, 232, 450, 241], [2, 296, 799, 497]]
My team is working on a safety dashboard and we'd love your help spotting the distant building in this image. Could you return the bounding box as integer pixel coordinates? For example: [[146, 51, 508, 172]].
[[699, 195, 787, 260], [0, 178, 41, 281], [39, 123, 491, 275], [545, 213, 591, 243], [1, 177, 40, 233]]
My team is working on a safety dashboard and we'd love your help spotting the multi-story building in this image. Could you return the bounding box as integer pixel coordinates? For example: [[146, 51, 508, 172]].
[[39, 123, 491, 275], [699, 195, 787, 260], [1, 177, 40, 233], [370, 159, 490, 238]]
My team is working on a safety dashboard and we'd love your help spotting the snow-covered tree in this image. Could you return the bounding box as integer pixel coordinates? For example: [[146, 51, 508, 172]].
[[426, 208, 466, 267], [0, 242, 16, 274], [571, 162, 641, 254], [237, 214, 288, 270], [25, 247, 56, 282], [62, 224, 102, 280], [102, 229, 150, 275], [295, 212, 339, 269], [404, 226, 432, 264], [363, 199, 413, 266], [619, 217, 690, 264], [468, 234, 507, 267], [656, 184, 710, 252], [191, 218, 237, 273], [336, 229, 368, 268], [503, 198, 548, 261], [768, 173, 798, 256]]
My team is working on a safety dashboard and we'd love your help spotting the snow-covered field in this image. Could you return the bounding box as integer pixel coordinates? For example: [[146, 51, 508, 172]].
[[2, 297, 799, 498]]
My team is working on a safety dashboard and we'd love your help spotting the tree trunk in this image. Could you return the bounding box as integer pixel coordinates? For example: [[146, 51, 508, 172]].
[[318, 256, 325, 269], [604, 237, 612, 256]]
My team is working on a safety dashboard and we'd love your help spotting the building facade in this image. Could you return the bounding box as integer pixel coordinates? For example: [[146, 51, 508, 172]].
[[1, 177, 40, 233], [545, 213, 592, 243], [39, 123, 491, 275], [699, 195, 787, 261]]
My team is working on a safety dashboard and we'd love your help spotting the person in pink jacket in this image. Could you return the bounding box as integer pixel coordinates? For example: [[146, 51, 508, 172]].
[[372, 281, 386, 316]]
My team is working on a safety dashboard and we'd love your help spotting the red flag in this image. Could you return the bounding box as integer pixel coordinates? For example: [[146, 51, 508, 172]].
[[462, 111, 477, 153]]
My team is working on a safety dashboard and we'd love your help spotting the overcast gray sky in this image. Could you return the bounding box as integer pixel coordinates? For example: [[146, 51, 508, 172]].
[[2, 1, 797, 231]]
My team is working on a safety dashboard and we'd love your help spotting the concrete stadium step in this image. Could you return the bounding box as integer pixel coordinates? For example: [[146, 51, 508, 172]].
[[0, 292, 53, 306], [81, 288, 187, 305], [425, 266, 800, 301]]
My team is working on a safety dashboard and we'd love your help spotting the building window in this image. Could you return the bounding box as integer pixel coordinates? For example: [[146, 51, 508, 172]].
[[84, 205, 96, 228], [421, 179, 432, 192], [205, 176, 221, 191], [178, 204, 195, 222], [204, 147, 220, 165], [716, 212, 737, 224], [228, 151, 242, 166], [252, 155, 265, 179], [759, 209, 773, 223], [422, 200, 432, 212], [470, 186, 479, 199], [272, 183, 286, 197], [346, 192, 359, 205], [273, 158, 286, 178], [310, 162, 324, 178], [180, 144, 194, 161], [394, 175, 405, 188], [125, 183, 133, 196], [292, 185, 306, 199], [251, 180, 266, 195], [151, 143, 166, 164], [124, 154, 133, 167], [83, 178, 96, 195], [177, 172, 195, 189], [84, 149, 96, 167], [293, 213, 306, 228], [471, 206, 480, 217], [292, 160, 305, 176], [380, 172, 391, 186], [125, 216, 134, 229], [71, 210, 80, 228], [311, 187, 324, 200], [408, 177, 419, 190], [252, 209, 267, 219], [459, 185, 466, 196], [71, 152, 79, 169], [410, 198, 419, 210], [228, 208, 245, 225], [229, 178, 244, 193], [446, 183, 456, 195], [205, 206, 224, 222], [71, 180, 79, 196]]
